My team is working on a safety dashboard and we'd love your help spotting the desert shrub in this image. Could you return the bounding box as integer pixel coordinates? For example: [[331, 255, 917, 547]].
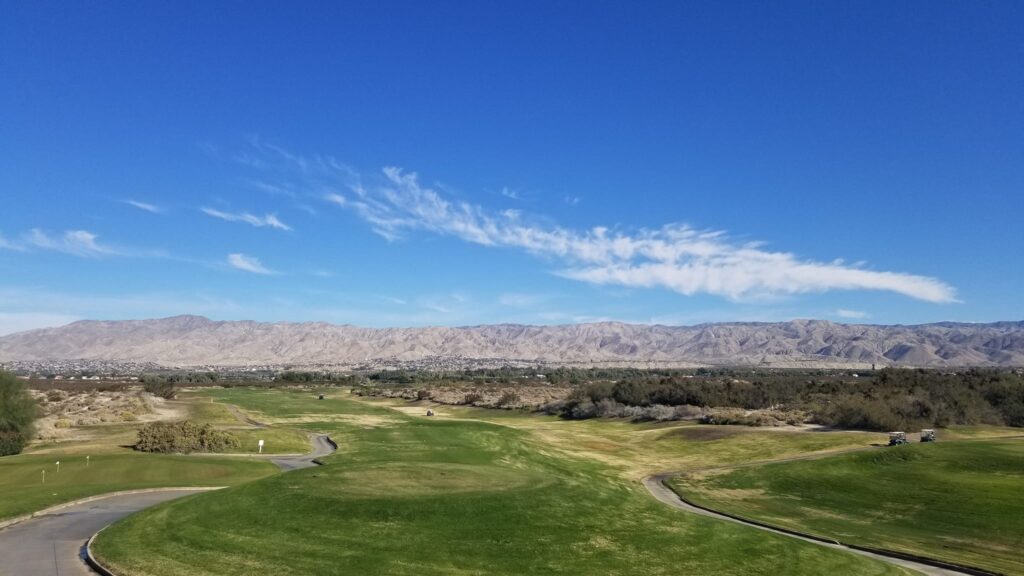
[[0, 430, 26, 456], [143, 378, 177, 400], [416, 389, 432, 401], [120, 411, 138, 422], [46, 390, 65, 402], [54, 418, 73, 428], [135, 420, 240, 453], [462, 392, 484, 405], [496, 390, 520, 407]]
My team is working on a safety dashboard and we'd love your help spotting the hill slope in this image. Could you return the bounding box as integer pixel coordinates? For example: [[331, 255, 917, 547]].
[[1, 315, 1022, 368]]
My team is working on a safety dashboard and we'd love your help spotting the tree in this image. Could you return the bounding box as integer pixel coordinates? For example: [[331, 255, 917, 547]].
[[0, 371, 38, 456], [141, 376, 177, 399]]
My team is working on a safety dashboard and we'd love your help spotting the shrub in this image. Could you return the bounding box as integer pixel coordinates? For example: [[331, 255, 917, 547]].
[[0, 430, 25, 456], [0, 371, 37, 455], [496, 390, 520, 407], [135, 420, 240, 453], [462, 392, 484, 405], [46, 390, 65, 402], [54, 418, 73, 428], [143, 379, 177, 400], [120, 411, 138, 422]]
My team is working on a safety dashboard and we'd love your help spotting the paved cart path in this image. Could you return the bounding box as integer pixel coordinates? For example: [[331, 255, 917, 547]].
[[0, 490, 207, 576], [0, 434, 336, 575]]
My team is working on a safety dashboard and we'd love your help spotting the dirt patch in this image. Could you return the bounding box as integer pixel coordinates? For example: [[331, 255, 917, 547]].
[[668, 426, 745, 442], [30, 387, 185, 443], [265, 413, 401, 428]]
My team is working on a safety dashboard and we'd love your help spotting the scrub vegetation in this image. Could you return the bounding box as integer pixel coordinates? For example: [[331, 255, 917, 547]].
[[354, 367, 1024, 432]]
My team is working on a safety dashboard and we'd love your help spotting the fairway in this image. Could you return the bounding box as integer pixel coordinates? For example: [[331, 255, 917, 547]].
[[669, 440, 1024, 575], [93, 389, 913, 576]]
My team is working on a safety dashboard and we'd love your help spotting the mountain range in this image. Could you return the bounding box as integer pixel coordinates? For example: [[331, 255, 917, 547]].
[[1, 315, 1023, 368]]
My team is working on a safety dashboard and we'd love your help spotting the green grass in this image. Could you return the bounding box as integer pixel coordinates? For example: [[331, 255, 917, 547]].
[[0, 452, 277, 521], [93, 389, 912, 576], [668, 439, 1024, 575], [183, 392, 313, 454]]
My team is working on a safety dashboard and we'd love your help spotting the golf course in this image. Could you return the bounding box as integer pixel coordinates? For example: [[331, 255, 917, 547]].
[[3, 386, 1021, 575], [77, 387, 1007, 576]]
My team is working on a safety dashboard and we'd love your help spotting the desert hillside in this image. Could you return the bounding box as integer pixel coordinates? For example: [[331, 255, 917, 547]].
[[1, 315, 1022, 368]]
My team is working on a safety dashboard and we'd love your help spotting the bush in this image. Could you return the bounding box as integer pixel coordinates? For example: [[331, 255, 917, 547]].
[[143, 378, 177, 400], [462, 392, 483, 405], [54, 418, 73, 428], [135, 420, 240, 453], [0, 430, 25, 456], [0, 371, 37, 455], [496, 390, 520, 407], [416, 389, 431, 401]]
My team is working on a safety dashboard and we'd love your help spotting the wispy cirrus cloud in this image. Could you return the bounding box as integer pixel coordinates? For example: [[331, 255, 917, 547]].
[[835, 308, 869, 319], [24, 229, 117, 257], [227, 253, 275, 275], [123, 199, 164, 214], [240, 142, 958, 304], [2, 228, 180, 261], [201, 207, 292, 231]]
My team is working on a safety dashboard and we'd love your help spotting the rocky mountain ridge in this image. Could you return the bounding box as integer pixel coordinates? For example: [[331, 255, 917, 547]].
[[1, 315, 1022, 368]]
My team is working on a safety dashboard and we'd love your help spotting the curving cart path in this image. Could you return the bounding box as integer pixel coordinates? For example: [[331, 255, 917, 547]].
[[644, 466, 995, 576], [0, 435, 336, 576]]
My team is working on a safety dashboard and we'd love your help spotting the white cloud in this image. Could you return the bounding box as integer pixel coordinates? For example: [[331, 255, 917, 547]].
[[246, 143, 958, 304], [835, 308, 869, 319], [23, 229, 115, 257], [0, 312, 81, 336], [201, 207, 292, 231], [227, 253, 275, 275], [500, 187, 521, 200], [124, 199, 164, 213]]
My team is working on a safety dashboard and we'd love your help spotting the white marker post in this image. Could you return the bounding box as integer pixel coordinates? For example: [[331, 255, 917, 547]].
[[258, 439, 264, 454], [41, 470, 45, 484], [86, 455, 90, 467], [55, 460, 60, 473]]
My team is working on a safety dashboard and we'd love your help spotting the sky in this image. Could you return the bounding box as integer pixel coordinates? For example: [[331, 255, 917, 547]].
[[1, 1, 1022, 334]]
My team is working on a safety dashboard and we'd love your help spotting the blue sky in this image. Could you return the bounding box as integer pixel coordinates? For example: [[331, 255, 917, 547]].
[[1, 1, 1022, 334]]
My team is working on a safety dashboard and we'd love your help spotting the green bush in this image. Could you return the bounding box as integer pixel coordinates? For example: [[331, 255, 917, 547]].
[[0, 371, 37, 455], [0, 430, 26, 456], [135, 420, 240, 454]]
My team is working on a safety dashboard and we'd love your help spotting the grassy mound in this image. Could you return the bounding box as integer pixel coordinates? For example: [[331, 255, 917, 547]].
[[669, 439, 1024, 575]]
